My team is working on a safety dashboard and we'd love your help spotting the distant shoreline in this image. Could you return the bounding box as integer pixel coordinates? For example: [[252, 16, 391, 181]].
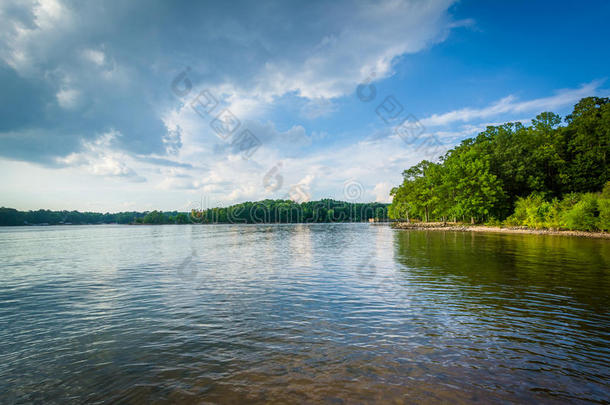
[[0, 221, 380, 227], [391, 222, 610, 239]]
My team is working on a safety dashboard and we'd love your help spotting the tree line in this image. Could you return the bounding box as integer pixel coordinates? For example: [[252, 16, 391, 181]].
[[389, 97, 610, 231], [0, 200, 388, 226], [190, 199, 387, 223], [0, 208, 185, 226]]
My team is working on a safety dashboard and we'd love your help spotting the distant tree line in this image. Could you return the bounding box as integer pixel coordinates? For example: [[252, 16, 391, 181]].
[[0, 208, 190, 226], [0, 200, 388, 226], [0, 208, 143, 226], [389, 97, 610, 231], [189, 199, 388, 223]]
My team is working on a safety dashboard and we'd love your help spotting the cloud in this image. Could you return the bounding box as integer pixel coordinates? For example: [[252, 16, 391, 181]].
[[56, 87, 80, 109], [232, 134, 441, 205], [249, 0, 458, 99], [56, 130, 145, 181], [421, 80, 606, 127], [430, 120, 530, 144], [134, 156, 193, 169], [300, 98, 339, 119], [0, 0, 459, 167], [81, 48, 105, 66], [372, 182, 393, 203]]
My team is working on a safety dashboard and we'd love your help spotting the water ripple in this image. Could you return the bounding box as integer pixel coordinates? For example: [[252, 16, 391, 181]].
[[0, 224, 608, 404]]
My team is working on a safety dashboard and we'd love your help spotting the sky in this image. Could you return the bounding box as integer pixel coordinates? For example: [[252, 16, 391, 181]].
[[1, 0, 609, 212]]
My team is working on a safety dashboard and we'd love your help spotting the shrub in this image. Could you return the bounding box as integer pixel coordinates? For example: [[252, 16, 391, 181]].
[[563, 193, 599, 231], [485, 217, 503, 227], [544, 198, 563, 230], [597, 198, 610, 231], [505, 193, 554, 229], [504, 198, 527, 226], [527, 199, 553, 229]]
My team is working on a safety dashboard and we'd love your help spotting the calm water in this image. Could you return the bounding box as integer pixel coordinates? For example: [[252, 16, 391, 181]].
[[0, 224, 609, 404]]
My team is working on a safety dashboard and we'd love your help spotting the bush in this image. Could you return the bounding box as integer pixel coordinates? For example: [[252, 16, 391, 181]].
[[543, 198, 563, 230], [563, 193, 599, 231], [597, 198, 610, 231], [485, 217, 503, 227], [505, 195, 532, 226], [527, 199, 553, 229], [504, 192, 608, 231], [505, 193, 556, 229]]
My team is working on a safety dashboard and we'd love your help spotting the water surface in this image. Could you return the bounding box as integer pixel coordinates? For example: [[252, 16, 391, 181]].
[[0, 224, 608, 403]]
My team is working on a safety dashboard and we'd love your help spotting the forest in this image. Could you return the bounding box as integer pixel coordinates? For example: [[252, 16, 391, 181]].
[[0, 208, 173, 226], [0, 200, 388, 226], [188, 199, 387, 224], [388, 97, 610, 231]]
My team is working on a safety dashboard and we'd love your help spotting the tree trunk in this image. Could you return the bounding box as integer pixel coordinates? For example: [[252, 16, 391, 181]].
[[470, 217, 475, 224]]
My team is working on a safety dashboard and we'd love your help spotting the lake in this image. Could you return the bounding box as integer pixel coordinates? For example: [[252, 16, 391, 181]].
[[0, 224, 608, 403]]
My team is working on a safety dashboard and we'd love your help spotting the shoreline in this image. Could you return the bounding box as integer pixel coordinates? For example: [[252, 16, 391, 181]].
[[391, 222, 610, 239]]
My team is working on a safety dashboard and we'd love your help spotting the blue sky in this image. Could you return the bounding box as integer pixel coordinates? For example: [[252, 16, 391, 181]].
[[1, 0, 609, 212]]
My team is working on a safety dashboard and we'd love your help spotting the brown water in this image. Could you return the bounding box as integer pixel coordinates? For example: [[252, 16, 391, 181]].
[[0, 224, 608, 403]]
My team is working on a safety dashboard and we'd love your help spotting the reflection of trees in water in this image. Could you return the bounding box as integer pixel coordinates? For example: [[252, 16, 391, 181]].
[[391, 230, 610, 396], [393, 230, 610, 311]]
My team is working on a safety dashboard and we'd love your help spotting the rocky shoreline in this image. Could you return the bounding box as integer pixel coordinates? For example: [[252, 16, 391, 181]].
[[391, 222, 610, 239]]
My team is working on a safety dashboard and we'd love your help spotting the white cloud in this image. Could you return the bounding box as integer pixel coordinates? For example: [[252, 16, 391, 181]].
[[249, 0, 458, 100], [0, 0, 74, 74], [0, 0, 462, 170], [432, 119, 530, 141], [56, 87, 80, 109], [300, 98, 338, 119], [81, 48, 105, 66], [57, 131, 144, 181], [421, 80, 605, 127], [372, 182, 393, 203]]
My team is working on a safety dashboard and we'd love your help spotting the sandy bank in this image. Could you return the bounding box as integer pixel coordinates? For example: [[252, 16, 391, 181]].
[[391, 222, 610, 239]]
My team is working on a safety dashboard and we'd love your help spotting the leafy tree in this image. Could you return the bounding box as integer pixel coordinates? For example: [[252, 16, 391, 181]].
[[175, 213, 189, 224], [389, 97, 610, 228], [560, 97, 610, 192]]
